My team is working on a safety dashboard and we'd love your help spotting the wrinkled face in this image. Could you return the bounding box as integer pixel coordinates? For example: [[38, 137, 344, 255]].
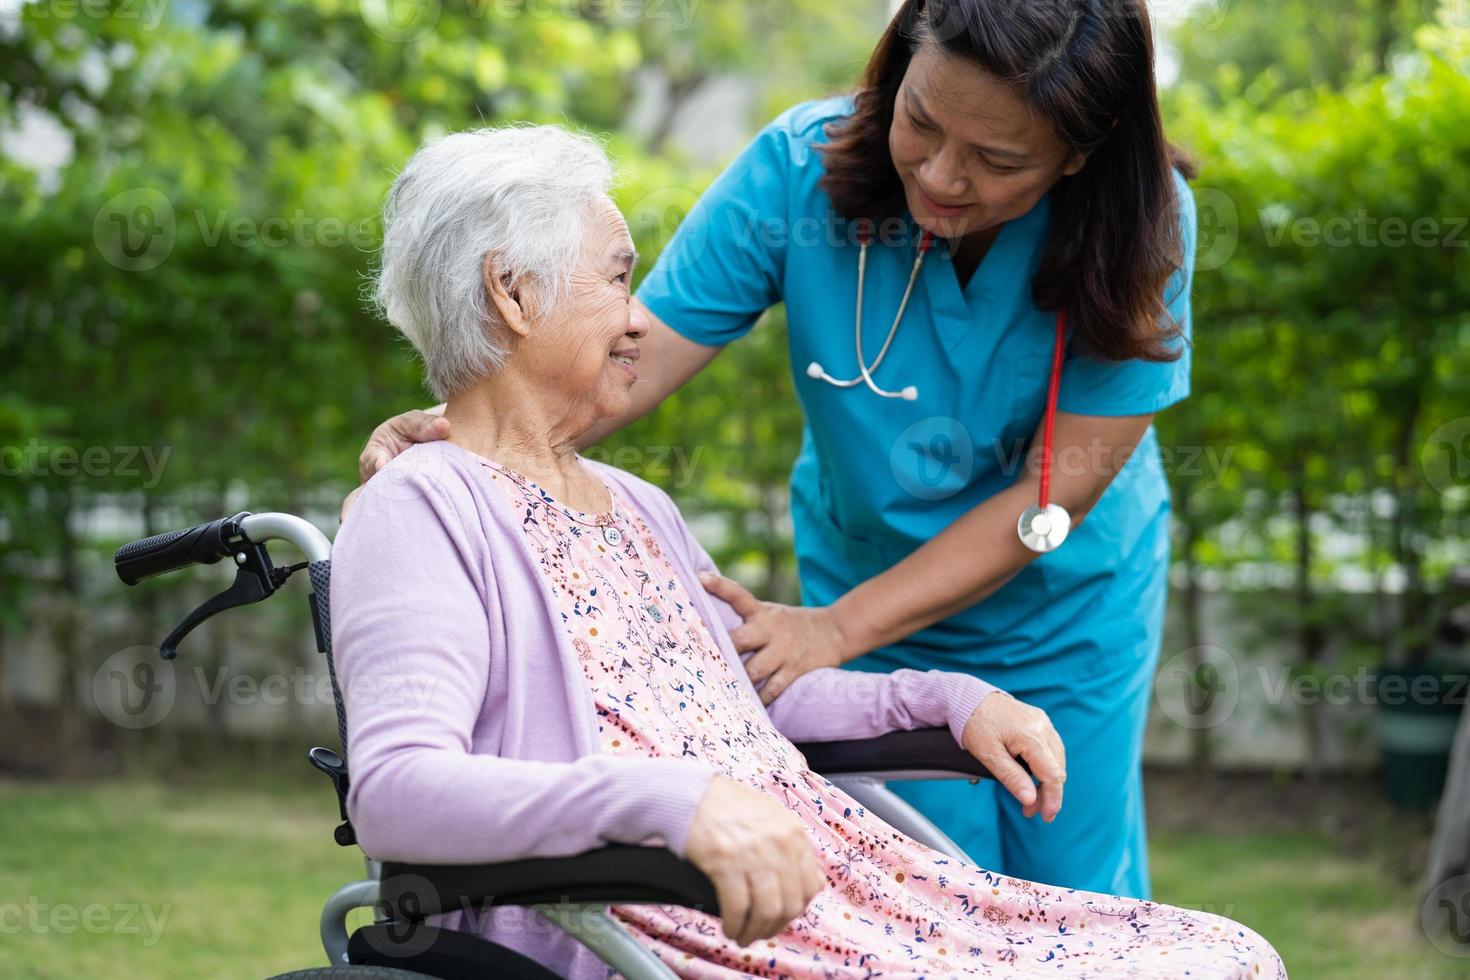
[[520, 197, 647, 422], [889, 41, 1086, 240]]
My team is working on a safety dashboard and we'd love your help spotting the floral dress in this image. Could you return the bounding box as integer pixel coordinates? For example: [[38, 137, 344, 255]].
[[483, 457, 1286, 979]]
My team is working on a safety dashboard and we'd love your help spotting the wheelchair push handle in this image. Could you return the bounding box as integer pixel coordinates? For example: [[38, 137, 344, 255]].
[[115, 511, 332, 660], [114, 513, 249, 585]]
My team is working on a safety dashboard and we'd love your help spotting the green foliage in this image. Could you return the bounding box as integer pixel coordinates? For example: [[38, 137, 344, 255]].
[[1160, 11, 1470, 680], [2, 2, 1467, 731]]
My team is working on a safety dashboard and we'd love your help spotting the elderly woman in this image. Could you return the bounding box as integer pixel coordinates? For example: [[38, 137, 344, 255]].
[[332, 126, 1285, 979]]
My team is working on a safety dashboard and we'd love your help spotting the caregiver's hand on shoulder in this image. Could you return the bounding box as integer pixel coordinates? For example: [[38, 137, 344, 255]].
[[339, 405, 451, 521], [685, 775, 825, 947], [698, 571, 850, 706], [961, 694, 1066, 823]]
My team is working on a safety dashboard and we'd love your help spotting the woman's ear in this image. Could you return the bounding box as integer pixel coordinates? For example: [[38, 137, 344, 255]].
[[1061, 148, 1090, 178], [482, 253, 531, 338]]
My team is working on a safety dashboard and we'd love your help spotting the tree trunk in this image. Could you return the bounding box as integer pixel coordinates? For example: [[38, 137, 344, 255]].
[[1176, 480, 1213, 773], [646, 70, 709, 156], [1390, 381, 1427, 664], [1292, 478, 1328, 779]]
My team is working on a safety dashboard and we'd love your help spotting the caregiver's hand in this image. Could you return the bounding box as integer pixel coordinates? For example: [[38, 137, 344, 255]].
[[685, 775, 826, 947], [340, 405, 450, 521], [961, 694, 1066, 822], [698, 571, 850, 705]]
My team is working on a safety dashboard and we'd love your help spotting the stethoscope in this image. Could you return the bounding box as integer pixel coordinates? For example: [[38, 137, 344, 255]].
[[806, 225, 1072, 553]]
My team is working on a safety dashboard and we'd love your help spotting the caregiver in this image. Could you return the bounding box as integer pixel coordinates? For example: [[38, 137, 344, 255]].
[[354, 0, 1196, 900]]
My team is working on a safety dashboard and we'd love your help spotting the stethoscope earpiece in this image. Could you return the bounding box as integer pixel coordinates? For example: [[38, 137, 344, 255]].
[[808, 230, 933, 401]]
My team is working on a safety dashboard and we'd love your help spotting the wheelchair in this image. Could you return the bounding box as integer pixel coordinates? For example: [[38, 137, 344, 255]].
[[115, 510, 1000, 979]]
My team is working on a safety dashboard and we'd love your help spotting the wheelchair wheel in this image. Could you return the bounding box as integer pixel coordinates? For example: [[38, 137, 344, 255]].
[[265, 969, 434, 979]]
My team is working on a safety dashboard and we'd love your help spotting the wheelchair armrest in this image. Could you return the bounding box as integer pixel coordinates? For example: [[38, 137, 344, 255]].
[[376, 729, 993, 922], [379, 844, 720, 920], [795, 726, 993, 781]]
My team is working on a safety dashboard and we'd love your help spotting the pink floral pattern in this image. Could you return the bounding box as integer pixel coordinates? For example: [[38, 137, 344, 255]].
[[485, 458, 1286, 979]]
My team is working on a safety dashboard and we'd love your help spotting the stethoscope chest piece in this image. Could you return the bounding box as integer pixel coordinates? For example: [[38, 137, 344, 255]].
[[1017, 502, 1071, 553]]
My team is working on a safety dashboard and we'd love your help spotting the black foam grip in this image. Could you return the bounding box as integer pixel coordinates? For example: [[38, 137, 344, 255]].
[[114, 518, 234, 585]]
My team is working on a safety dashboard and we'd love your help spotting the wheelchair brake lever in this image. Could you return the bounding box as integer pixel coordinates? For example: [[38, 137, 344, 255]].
[[158, 541, 279, 660]]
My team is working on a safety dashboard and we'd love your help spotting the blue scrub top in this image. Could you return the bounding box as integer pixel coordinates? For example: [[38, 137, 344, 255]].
[[637, 97, 1197, 689]]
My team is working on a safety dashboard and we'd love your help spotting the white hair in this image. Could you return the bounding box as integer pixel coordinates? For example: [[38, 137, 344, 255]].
[[372, 124, 616, 399]]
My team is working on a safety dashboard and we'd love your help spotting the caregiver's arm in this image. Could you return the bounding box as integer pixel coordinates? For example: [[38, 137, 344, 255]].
[[353, 301, 718, 486], [675, 502, 1064, 820], [720, 410, 1155, 699], [831, 410, 1155, 655]]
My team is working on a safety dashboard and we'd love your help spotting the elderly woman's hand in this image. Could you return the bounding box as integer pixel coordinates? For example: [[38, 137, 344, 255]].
[[698, 572, 851, 705], [340, 406, 451, 521], [961, 694, 1066, 822], [685, 775, 826, 947]]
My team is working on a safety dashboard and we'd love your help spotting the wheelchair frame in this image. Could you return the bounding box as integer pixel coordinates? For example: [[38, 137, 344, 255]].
[[115, 511, 995, 979]]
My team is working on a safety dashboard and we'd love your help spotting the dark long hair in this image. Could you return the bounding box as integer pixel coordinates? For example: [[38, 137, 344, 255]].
[[820, 0, 1196, 362]]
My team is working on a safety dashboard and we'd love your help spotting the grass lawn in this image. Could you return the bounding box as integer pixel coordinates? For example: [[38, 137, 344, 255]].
[[0, 770, 1464, 978]]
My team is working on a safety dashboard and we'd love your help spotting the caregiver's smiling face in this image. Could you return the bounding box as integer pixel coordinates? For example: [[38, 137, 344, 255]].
[[889, 40, 1087, 241]]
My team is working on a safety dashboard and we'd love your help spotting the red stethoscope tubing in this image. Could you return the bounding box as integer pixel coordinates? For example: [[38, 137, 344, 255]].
[[1038, 308, 1066, 509]]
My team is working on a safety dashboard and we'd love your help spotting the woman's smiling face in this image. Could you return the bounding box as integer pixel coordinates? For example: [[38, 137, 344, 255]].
[[518, 196, 648, 426], [889, 41, 1087, 240]]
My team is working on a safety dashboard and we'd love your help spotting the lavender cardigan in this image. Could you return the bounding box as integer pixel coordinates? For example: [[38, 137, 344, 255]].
[[331, 440, 1001, 976]]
